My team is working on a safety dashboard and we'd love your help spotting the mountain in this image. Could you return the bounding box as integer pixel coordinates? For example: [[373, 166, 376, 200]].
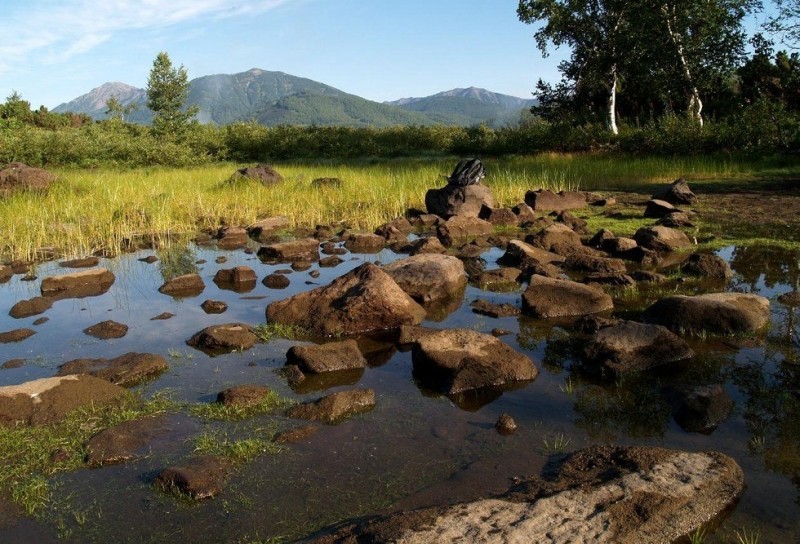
[[54, 70, 535, 128], [387, 87, 537, 127]]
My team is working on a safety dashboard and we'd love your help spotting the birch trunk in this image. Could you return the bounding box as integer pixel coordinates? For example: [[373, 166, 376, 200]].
[[608, 64, 619, 135], [662, 5, 703, 126]]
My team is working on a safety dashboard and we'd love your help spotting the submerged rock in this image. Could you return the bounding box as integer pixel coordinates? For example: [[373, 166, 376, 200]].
[[186, 323, 259, 354], [216, 385, 272, 408], [155, 455, 233, 500], [286, 340, 367, 374], [0, 328, 36, 343], [266, 263, 426, 337], [40, 267, 115, 299], [470, 300, 520, 318], [286, 389, 376, 424], [644, 292, 770, 335], [158, 273, 205, 297], [522, 275, 613, 318], [59, 256, 99, 268], [86, 415, 173, 467], [58, 352, 168, 386], [495, 414, 517, 435], [668, 384, 734, 433], [83, 320, 128, 339], [383, 254, 467, 305], [274, 424, 320, 444]]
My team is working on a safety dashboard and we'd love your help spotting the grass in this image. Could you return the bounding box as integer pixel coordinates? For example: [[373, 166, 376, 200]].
[[193, 428, 281, 464], [253, 322, 308, 343], [735, 527, 761, 544], [0, 153, 792, 261], [542, 432, 572, 453], [190, 391, 295, 422]]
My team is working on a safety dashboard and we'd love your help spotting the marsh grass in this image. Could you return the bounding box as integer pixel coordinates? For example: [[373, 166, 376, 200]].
[[0, 153, 787, 261], [193, 428, 281, 463], [191, 391, 294, 422]]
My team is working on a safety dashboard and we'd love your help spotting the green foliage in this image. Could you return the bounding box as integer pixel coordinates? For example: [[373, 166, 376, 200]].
[[191, 391, 294, 422], [146, 52, 199, 137], [193, 430, 281, 463]]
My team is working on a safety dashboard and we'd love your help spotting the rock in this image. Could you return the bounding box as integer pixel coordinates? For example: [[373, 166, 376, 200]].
[[556, 211, 588, 234], [634, 226, 692, 252], [213, 265, 257, 289], [591, 197, 616, 207], [0, 162, 55, 196], [0, 264, 12, 283], [186, 323, 259, 354], [425, 184, 495, 218], [85, 415, 172, 466], [267, 263, 426, 337], [470, 300, 520, 318], [8, 296, 52, 318], [310, 446, 744, 544], [32, 317, 48, 325], [563, 253, 627, 274], [233, 164, 283, 186], [286, 389, 376, 424], [397, 325, 440, 345], [158, 273, 205, 297], [600, 236, 638, 255], [631, 270, 668, 283], [59, 256, 99, 268], [519, 261, 563, 281], [274, 424, 320, 444], [247, 216, 290, 242], [263, 273, 291, 289], [321, 242, 347, 255], [383, 254, 467, 305], [151, 312, 175, 320], [319, 255, 344, 267], [286, 340, 367, 373], [2, 359, 24, 369], [652, 177, 698, 205], [657, 211, 695, 228], [584, 320, 694, 375], [681, 253, 733, 280], [436, 216, 494, 246], [475, 268, 521, 291], [0, 328, 35, 343], [524, 189, 586, 212], [201, 300, 228, 314], [643, 199, 678, 218], [619, 246, 663, 267], [525, 223, 584, 256], [512, 202, 537, 224], [495, 414, 517, 435], [409, 237, 447, 255], [584, 272, 636, 287], [292, 261, 313, 271], [588, 229, 616, 249], [0, 375, 126, 426], [497, 240, 565, 268], [40, 268, 115, 299], [479, 206, 518, 226], [216, 385, 272, 408], [669, 385, 734, 433], [155, 455, 233, 500], [257, 238, 320, 263], [344, 233, 385, 253], [410, 213, 444, 229], [311, 177, 342, 188], [58, 352, 168, 386], [215, 256, 228, 264], [523, 275, 613, 318], [139, 255, 158, 264], [375, 217, 413, 240], [412, 329, 537, 394], [778, 291, 800, 306], [215, 226, 249, 249], [643, 293, 771, 335], [83, 320, 128, 339]]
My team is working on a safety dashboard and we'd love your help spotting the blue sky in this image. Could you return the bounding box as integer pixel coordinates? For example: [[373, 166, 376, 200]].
[[0, 0, 775, 110]]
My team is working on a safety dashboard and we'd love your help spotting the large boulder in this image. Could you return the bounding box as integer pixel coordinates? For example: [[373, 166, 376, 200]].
[[257, 238, 320, 263], [524, 189, 586, 212], [383, 254, 467, 305], [425, 184, 495, 218], [643, 293, 770, 335], [634, 226, 692, 253], [155, 455, 233, 500], [525, 223, 585, 256], [186, 323, 259, 354], [40, 268, 115, 299], [232, 164, 282, 186], [411, 329, 537, 394], [584, 320, 694, 375], [652, 177, 698, 205], [57, 352, 168, 386], [681, 253, 733, 280], [286, 340, 368, 373], [310, 446, 744, 544], [0, 163, 55, 196], [435, 216, 494, 246], [523, 275, 613, 318], [563, 253, 627, 274], [0, 375, 127, 426], [266, 263, 426, 337], [286, 389, 376, 424], [668, 385, 734, 433], [497, 240, 565, 268], [158, 273, 205, 297]]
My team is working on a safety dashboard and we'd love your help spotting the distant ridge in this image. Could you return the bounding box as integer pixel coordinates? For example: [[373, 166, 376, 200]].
[[54, 70, 535, 128]]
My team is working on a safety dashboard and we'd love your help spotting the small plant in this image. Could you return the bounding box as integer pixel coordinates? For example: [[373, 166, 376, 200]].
[[542, 432, 571, 453], [734, 527, 760, 544], [193, 430, 280, 463], [253, 322, 307, 343], [559, 377, 576, 395], [690, 527, 706, 544], [190, 391, 294, 421], [167, 348, 193, 360]]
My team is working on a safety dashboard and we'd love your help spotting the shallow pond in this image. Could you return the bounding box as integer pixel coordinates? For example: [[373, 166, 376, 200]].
[[0, 239, 799, 543]]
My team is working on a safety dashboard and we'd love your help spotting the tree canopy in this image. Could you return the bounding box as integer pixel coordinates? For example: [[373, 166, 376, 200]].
[[146, 52, 198, 136]]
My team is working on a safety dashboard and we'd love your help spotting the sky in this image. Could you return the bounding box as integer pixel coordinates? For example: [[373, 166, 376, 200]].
[[0, 0, 559, 109]]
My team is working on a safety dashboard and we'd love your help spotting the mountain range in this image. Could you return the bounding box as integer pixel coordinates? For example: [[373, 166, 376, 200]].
[[53, 68, 536, 128]]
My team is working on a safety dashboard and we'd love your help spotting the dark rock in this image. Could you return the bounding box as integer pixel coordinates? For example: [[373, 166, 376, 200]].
[[319, 255, 344, 267], [86, 415, 172, 466], [216, 385, 272, 408], [155, 455, 233, 500], [588, 228, 615, 249], [32, 317, 49, 325], [644, 199, 678, 218], [600, 236, 638, 255], [525, 223, 584, 256], [201, 300, 228, 314], [495, 414, 517, 435], [213, 266, 257, 292], [41, 268, 115, 299], [523, 275, 613, 318], [0, 328, 35, 343], [591, 197, 616, 207], [479, 205, 518, 226], [0, 265, 12, 283], [2, 359, 24, 369], [583, 272, 636, 287], [83, 320, 128, 339], [475, 268, 521, 291], [267, 263, 426, 337], [215, 226, 248, 249], [375, 217, 413, 241], [58, 352, 168, 386], [563, 253, 627, 274], [139, 255, 158, 264], [313, 224, 337, 240], [491, 328, 512, 337], [263, 273, 291, 289], [584, 320, 694, 374], [681, 253, 733, 280], [311, 177, 342, 188], [292, 261, 313, 271], [233, 164, 282, 186], [519, 260, 563, 281], [344, 233, 385, 253], [409, 237, 447, 255], [284, 365, 306, 387], [59, 256, 99, 268], [619, 246, 663, 267], [0, 162, 55, 196], [383, 254, 467, 305], [287, 340, 367, 373], [321, 243, 347, 255], [257, 238, 320, 263], [470, 300, 520, 318], [309, 270, 321, 278], [524, 189, 586, 212], [286, 389, 376, 424], [643, 293, 770, 335], [151, 312, 175, 320], [9, 296, 52, 319], [778, 291, 800, 306], [512, 202, 537, 224], [556, 211, 588, 234], [657, 211, 695, 228], [497, 239, 565, 268], [634, 226, 692, 252], [215, 256, 228, 264], [520, 216, 554, 231], [158, 273, 205, 297], [412, 329, 537, 394], [186, 323, 259, 354], [669, 385, 734, 433], [397, 325, 440, 345], [435, 216, 494, 247], [425, 184, 495, 218], [652, 177, 697, 205], [247, 216, 290, 242], [410, 213, 444, 229], [0, 375, 126, 426], [274, 424, 320, 444], [631, 270, 668, 283]]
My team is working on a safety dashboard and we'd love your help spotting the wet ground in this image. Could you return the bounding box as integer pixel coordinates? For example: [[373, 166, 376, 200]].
[[0, 233, 799, 543]]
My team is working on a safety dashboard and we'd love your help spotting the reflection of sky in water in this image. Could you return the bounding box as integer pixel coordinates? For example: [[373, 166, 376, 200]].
[[0, 243, 798, 542]]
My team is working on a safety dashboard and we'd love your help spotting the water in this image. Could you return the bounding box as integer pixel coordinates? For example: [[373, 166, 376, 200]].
[[0, 240, 798, 543]]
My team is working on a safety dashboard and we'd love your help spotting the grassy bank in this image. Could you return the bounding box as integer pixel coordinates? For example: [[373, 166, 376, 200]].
[[0, 153, 796, 261]]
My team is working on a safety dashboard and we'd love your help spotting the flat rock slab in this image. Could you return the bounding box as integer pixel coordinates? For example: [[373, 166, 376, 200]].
[[0, 375, 127, 425], [8, 296, 53, 318], [523, 275, 613, 318], [186, 323, 259, 354], [274, 424, 320, 444], [266, 263, 426, 337], [158, 273, 205, 297], [0, 328, 36, 343], [83, 320, 128, 339], [525, 223, 584, 256], [411, 329, 537, 394], [58, 352, 168, 387], [59, 256, 100, 268], [287, 340, 367, 373], [344, 233, 385, 253], [257, 238, 319, 263], [584, 320, 694, 375], [436, 216, 494, 247], [310, 446, 743, 544], [563, 253, 627, 274], [524, 189, 586, 211], [86, 415, 174, 467], [217, 385, 272, 408], [155, 455, 233, 500], [40, 268, 115, 299], [286, 389, 376, 424], [383, 254, 467, 305], [644, 292, 770, 335]]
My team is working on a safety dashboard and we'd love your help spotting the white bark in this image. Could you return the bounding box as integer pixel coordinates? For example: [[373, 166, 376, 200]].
[[608, 64, 619, 135], [662, 4, 704, 126]]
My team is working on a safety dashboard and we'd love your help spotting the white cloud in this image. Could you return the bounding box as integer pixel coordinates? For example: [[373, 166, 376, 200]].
[[0, 0, 292, 74]]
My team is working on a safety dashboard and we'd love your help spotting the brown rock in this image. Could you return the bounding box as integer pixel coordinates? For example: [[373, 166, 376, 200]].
[[215, 226, 249, 249], [233, 164, 282, 185], [151, 312, 175, 320], [286, 389, 376, 424], [479, 206, 518, 226], [216, 385, 272, 408], [436, 216, 494, 246], [158, 273, 205, 297], [0, 328, 35, 343], [247, 216, 290, 242], [495, 413, 517, 435], [512, 202, 537, 224], [186, 323, 259, 354], [257, 238, 320, 263], [287, 340, 367, 373], [0, 162, 55, 196], [652, 177, 697, 205], [263, 273, 290, 289], [644, 293, 770, 335], [633, 226, 692, 253], [425, 184, 495, 218], [397, 325, 441, 345], [274, 424, 320, 444], [83, 320, 128, 339], [470, 300, 520, 318], [155, 455, 233, 500], [498, 239, 565, 268], [1, 359, 24, 369], [563, 253, 627, 274], [201, 300, 228, 314], [58, 352, 168, 386], [85, 415, 172, 467], [524, 189, 586, 212], [643, 199, 678, 218], [344, 233, 385, 253], [59, 256, 99, 268], [525, 223, 584, 256], [523, 275, 613, 318], [40, 268, 115, 299], [409, 237, 447, 255], [681, 253, 733, 280], [669, 385, 734, 433], [383, 254, 467, 305], [475, 268, 521, 291]]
